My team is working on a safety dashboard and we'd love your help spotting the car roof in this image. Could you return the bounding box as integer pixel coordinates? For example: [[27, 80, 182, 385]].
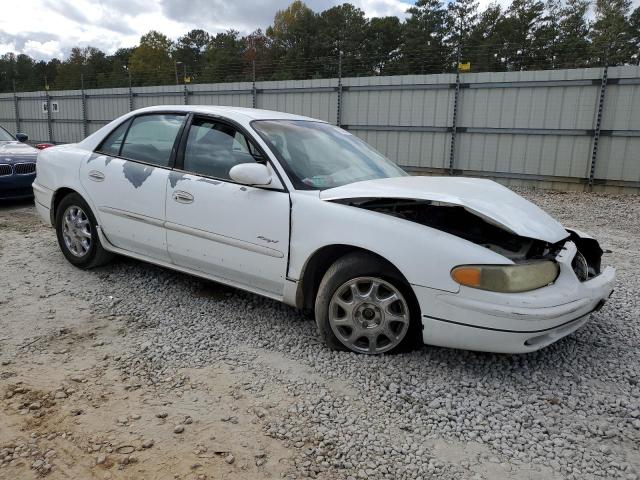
[[129, 105, 324, 123], [77, 104, 328, 153]]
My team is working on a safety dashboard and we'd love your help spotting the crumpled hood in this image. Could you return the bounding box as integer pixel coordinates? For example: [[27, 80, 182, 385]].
[[320, 176, 569, 244], [0, 141, 37, 162]]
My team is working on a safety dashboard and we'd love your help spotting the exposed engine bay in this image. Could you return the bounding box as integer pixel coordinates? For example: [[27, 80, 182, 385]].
[[336, 198, 602, 280]]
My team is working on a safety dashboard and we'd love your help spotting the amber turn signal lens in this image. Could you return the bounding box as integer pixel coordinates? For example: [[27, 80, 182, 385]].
[[451, 261, 559, 293], [451, 266, 482, 287]]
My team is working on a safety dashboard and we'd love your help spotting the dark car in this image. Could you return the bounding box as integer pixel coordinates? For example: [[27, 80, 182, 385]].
[[0, 126, 38, 200]]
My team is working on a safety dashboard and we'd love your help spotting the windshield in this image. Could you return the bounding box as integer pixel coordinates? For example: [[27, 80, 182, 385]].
[[252, 120, 407, 190], [0, 127, 14, 142]]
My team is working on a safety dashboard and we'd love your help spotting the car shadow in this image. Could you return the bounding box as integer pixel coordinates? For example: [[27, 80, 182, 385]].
[[0, 198, 34, 211]]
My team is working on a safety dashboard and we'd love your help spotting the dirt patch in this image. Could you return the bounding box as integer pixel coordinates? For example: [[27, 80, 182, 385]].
[[0, 202, 293, 480]]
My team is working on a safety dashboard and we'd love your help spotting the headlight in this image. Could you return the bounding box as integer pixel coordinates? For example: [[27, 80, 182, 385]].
[[451, 261, 559, 293]]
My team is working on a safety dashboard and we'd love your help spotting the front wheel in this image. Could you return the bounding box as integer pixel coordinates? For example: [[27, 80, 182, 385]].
[[55, 192, 113, 269], [314, 252, 422, 354]]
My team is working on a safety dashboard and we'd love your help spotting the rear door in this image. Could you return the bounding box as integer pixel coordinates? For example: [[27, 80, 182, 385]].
[[80, 113, 186, 261], [164, 115, 290, 298]]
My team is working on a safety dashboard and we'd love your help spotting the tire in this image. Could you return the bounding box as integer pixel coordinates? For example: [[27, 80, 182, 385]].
[[55, 192, 113, 269], [314, 252, 422, 354]]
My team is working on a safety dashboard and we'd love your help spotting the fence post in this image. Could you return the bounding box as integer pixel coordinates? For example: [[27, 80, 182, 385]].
[[128, 71, 134, 111], [448, 45, 462, 175], [252, 60, 257, 108], [183, 82, 188, 105], [12, 80, 20, 134], [336, 51, 343, 127], [45, 84, 53, 144], [588, 64, 608, 190], [81, 74, 88, 138]]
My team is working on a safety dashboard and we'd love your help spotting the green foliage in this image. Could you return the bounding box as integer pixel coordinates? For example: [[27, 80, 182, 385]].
[[202, 31, 247, 82], [555, 0, 591, 68], [174, 29, 211, 82], [366, 16, 403, 75], [129, 30, 174, 86], [2, 0, 640, 92], [267, 0, 319, 79], [590, 0, 633, 65], [401, 0, 452, 74]]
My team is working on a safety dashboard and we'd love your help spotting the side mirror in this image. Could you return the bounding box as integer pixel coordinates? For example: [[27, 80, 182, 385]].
[[229, 163, 272, 186], [15, 133, 28, 142]]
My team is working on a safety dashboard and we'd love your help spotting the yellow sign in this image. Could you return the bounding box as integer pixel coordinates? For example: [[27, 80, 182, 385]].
[[184, 76, 192, 84], [458, 62, 471, 72]]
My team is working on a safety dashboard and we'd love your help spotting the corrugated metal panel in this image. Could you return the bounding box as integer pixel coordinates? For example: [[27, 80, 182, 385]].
[[52, 122, 83, 144], [353, 130, 450, 170], [458, 82, 598, 130], [3, 67, 640, 188], [595, 136, 640, 181], [342, 74, 454, 127], [256, 79, 336, 122], [87, 94, 129, 122], [456, 133, 592, 178], [188, 81, 252, 108], [0, 91, 18, 135]]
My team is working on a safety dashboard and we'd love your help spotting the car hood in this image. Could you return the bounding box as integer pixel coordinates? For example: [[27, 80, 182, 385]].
[[0, 141, 37, 162], [320, 176, 568, 243]]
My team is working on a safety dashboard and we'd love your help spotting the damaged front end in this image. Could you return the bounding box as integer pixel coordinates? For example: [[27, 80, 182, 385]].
[[331, 197, 604, 286]]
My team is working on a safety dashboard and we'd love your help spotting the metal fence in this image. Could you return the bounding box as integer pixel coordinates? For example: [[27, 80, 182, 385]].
[[1, 66, 639, 193]]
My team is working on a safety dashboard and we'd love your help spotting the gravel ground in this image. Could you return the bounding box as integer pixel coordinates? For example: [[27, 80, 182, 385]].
[[1, 188, 639, 480]]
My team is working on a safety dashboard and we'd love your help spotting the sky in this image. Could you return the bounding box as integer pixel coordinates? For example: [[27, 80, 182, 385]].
[[1, 0, 639, 61]]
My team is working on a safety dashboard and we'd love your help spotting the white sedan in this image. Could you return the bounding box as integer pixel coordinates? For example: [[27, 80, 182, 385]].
[[33, 106, 615, 354]]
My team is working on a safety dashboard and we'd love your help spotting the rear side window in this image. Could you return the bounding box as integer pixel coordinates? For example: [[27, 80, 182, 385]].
[[97, 120, 130, 156], [120, 114, 185, 167]]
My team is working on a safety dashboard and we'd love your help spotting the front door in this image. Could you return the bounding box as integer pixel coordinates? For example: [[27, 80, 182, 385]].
[[80, 113, 186, 262], [164, 116, 290, 298]]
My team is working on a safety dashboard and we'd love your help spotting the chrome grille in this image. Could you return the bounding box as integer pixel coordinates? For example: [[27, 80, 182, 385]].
[[0, 164, 11, 176], [14, 162, 36, 175]]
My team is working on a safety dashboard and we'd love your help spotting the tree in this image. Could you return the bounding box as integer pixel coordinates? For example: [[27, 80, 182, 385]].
[[630, 7, 640, 64], [128, 30, 174, 85], [447, 0, 480, 49], [466, 4, 506, 72], [243, 29, 273, 81], [98, 47, 135, 87], [267, 1, 320, 79], [317, 4, 369, 77], [55, 47, 109, 89], [366, 16, 403, 75], [202, 30, 246, 82], [590, 0, 632, 65], [174, 29, 211, 80], [400, 0, 451, 74], [554, 0, 591, 68], [490, 0, 547, 70]]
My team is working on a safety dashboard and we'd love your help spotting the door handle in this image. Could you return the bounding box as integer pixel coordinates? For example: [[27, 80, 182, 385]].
[[173, 190, 194, 204], [88, 170, 105, 182]]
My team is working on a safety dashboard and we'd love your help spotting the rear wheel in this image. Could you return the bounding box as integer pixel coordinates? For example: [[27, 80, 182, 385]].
[[55, 193, 113, 269], [314, 252, 421, 354]]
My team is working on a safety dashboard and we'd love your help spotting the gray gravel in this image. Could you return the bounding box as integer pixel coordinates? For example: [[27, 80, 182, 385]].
[[84, 189, 639, 480]]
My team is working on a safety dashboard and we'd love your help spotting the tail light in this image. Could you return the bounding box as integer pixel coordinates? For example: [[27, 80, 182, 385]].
[[36, 143, 54, 150]]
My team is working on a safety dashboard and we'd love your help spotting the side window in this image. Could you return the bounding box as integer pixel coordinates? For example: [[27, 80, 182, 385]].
[[97, 120, 130, 156], [183, 118, 258, 180], [120, 114, 184, 167]]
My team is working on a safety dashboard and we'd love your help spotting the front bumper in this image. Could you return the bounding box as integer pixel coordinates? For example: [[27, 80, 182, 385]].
[[0, 172, 36, 199], [414, 241, 616, 353]]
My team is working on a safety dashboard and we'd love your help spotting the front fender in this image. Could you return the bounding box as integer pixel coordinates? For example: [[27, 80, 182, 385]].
[[289, 193, 513, 293]]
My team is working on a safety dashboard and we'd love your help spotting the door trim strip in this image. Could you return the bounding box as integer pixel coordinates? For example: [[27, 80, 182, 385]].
[[165, 221, 284, 258], [98, 207, 285, 259], [98, 206, 165, 228]]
